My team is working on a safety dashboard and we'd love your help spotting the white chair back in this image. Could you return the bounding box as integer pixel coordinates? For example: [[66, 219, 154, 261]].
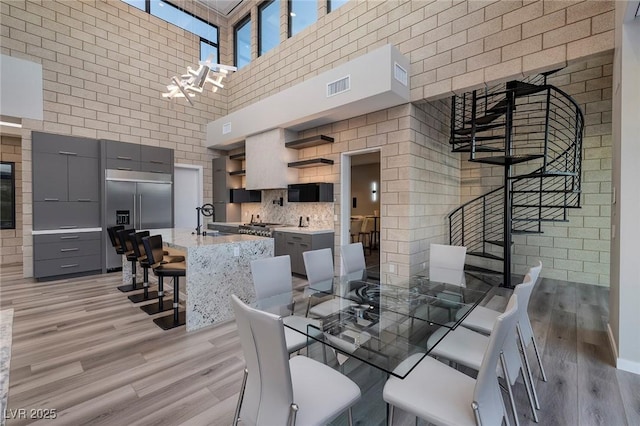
[[341, 242, 366, 282], [429, 243, 467, 286], [502, 274, 533, 385], [514, 260, 542, 342], [231, 295, 294, 426], [303, 248, 334, 293], [250, 255, 292, 315], [474, 293, 519, 425]]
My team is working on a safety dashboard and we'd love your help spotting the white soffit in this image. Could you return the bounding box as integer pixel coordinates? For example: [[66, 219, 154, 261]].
[[0, 54, 44, 121], [206, 44, 410, 149]]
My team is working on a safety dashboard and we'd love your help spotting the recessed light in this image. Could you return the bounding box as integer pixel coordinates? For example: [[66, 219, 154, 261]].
[[290, 12, 296, 17]]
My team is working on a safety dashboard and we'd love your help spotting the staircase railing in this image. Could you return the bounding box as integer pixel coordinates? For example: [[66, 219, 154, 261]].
[[448, 80, 584, 266]]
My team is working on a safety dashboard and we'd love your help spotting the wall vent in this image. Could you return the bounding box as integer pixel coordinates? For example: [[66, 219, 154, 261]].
[[326, 75, 350, 97], [222, 122, 232, 134], [394, 62, 407, 86]]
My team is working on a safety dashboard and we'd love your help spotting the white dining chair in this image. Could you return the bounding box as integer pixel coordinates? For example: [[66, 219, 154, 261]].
[[455, 261, 546, 410], [250, 255, 321, 354], [429, 243, 467, 286], [231, 295, 361, 426], [302, 248, 343, 318], [427, 274, 539, 425], [341, 242, 367, 282], [383, 294, 519, 426]]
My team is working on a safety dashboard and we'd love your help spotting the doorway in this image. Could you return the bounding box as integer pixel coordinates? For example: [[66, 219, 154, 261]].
[[174, 164, 203, 230], [340, 150, 381, 272]]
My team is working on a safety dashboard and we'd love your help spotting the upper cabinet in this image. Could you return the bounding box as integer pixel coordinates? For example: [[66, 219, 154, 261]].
[[32, 132, 101, 230], [103, 140, 173, 174]]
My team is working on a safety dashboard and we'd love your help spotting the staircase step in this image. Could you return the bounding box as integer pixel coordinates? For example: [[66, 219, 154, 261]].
[[512, 189, 581, 194], [512, 218, 569, 223], [484, 240, 513, 247], [464, 264, 503, 275], [469, 154, 544, 166], [510, 171, 577, 179], [454, 122, 504, 135], [511, 230, 543, 235], [452, 145, 504, 153], [450, 135, 505, 144], [513, 204, 576, 209], [507, 80, 547, 97], [467, 251, 504, 261], [465, 111, 506, 126]]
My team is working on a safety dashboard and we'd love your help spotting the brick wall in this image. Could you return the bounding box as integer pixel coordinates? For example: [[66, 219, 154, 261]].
[[460, 53, 613, 285], [1, 0, 227, 276], [0, 136, 23, 266], [225, 0, 615, 110]]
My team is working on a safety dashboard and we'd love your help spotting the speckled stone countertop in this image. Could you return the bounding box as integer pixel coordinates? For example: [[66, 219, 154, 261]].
[[272, 227, 334, 235], [150, 228, 266, 249]]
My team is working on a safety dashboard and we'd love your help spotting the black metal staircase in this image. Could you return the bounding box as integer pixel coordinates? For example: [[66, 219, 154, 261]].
[[448, 71, 584, 287]]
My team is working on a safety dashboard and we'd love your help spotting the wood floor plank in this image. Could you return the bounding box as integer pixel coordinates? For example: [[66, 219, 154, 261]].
[[616, 368, 640, 426]]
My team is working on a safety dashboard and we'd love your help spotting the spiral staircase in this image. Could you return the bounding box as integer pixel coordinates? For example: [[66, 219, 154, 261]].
[[447, 71, 585, 287]]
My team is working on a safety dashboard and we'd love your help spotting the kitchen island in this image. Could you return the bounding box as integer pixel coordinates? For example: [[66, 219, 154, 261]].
[[123, 228, 273, 331]]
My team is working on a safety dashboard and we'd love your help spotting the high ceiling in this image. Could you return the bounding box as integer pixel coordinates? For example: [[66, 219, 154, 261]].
[[196, 0, 243, 16]]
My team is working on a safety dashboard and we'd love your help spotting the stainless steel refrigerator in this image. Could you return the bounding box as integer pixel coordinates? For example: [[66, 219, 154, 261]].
[[105, 169, 173, 271]]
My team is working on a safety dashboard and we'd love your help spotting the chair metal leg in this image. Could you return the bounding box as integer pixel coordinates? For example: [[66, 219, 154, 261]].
[[500, 352, 519, 426], [517, 324, 541, 410], [288, 403, 299, 426], [530, 334, 547, 382], [387, 403, 394, 426], [233, 368, 248, 426], [348, 407, 354, 426], [520, 361, 539, 423], [305, 297, 312, 317], [472, 401, 483, 426]]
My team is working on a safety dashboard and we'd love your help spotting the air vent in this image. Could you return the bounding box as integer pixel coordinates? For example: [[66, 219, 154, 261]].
[[222, 122, 232, 134], [327, 75, 350, 97], [394, 62, 407, 86]]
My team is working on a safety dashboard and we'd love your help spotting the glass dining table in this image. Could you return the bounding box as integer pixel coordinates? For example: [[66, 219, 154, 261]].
[[257, 269, 502, 380]]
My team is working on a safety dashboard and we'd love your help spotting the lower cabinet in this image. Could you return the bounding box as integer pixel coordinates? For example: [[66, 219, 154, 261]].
[[274, 231, 334, 276], [33, 232, 102, 279]]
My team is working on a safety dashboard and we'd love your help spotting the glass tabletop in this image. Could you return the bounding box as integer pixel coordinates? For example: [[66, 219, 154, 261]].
[[257, 270, 500, 379]]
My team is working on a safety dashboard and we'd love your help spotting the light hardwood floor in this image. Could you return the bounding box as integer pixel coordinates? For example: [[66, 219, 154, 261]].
[[1, 264, 638, 425]]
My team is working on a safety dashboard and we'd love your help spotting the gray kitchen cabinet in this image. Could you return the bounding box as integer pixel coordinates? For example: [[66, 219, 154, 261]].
[[280, 231, 334, 276], [32, 133, 101, 231], [141, 145, 172, 165], [33, 230, 102, 279], [140, 161, 172, 174], [105, 140, 141, 162], [106, 157, 140, 171], [103, 140, 173, 174], [273, 231, 287, 257], [212, 157, 241, 222]]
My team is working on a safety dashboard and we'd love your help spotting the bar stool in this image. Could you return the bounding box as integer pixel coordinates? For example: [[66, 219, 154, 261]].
[[115, 228, 138, 293], [127, 231, 158, 303], [107, 225, 125, 255], [142, 234, 186, 330]]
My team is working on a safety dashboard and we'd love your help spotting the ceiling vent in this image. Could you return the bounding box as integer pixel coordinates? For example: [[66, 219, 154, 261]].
[[327, 75, 350, 97], [394, 62, 408, 86], [222, 122, 232, 134]]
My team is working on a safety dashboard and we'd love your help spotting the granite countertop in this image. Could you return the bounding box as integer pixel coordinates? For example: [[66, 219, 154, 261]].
[[273, 227, 334, 235], [149, 228, 266, 249], [208, 222, 244, 227]]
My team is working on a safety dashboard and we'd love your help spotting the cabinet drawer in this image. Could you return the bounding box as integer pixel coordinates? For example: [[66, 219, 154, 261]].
[[33, 201, 100, 230], [105, 140, 141, 161], [106, 158, 141, 171], [284, 233, 312, 244], [33, 132, 99, 158], [34, 254, 101, 278], [34, 239, 101, 261], [34, 232, 102, 244], [141, 145, 172, 165], [140, 161, 172, 174]]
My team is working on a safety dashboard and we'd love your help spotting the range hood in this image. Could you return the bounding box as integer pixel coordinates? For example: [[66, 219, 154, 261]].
[[206, 44, 410, 148], [245, 128, 298, 190]]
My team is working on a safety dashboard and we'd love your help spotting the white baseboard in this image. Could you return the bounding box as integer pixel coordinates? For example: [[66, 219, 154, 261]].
[[607, 323, 640, 375]]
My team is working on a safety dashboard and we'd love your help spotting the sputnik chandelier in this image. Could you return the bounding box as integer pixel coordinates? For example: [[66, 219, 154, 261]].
[[162, 54, 237, 106]]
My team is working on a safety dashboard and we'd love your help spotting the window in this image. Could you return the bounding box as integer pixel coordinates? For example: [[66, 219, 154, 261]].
[[0, 162, 15, 230], [288, 0, 317, 37], [259, 0, 280, 56], [235, 15, 252, 69], [327, 0, 348, 13], [122, 0, 219, 62]]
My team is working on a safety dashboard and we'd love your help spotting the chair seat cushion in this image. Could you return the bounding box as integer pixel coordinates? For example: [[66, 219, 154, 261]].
[[289, 355, 361, 426], [456, 305, 500, 334], [153, 262, 186, 277], [428, 323, 488, 372], [162, 255, 185, 263], [282, 315, 322, 353], [309, 297, 344, 318], [383, 355, 477, 426]]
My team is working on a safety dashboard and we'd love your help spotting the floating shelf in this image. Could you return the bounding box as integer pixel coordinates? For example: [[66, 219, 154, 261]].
[[285, 135, 334, 149], [229, 170, 246, 176], [229, 152, 245, 161], [288, 158, 334, 168]]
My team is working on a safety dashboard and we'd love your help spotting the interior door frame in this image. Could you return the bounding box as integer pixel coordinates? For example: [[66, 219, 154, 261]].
[[339, 148, 381, 274], [174, 163, 203, 227]]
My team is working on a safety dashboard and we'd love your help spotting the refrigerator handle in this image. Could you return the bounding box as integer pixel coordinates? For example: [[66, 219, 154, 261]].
[[139, 194, 143, 229], [132, 194, 137, 229]]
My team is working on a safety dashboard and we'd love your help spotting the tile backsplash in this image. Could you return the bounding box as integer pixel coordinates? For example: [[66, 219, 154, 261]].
[[241, 189, 334, 229]]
